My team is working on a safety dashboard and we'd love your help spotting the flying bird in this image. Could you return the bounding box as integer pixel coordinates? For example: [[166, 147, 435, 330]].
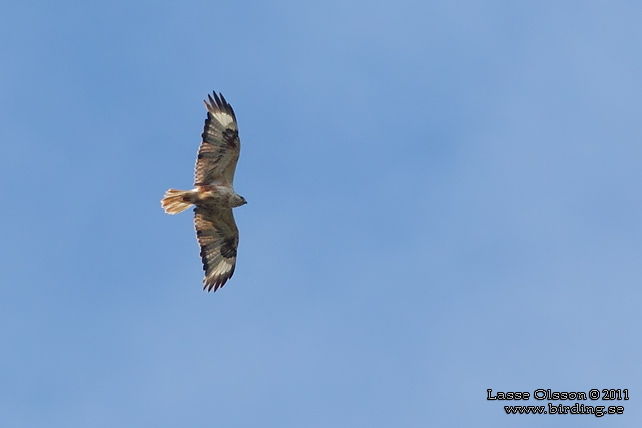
[[161, 91, 246, 292]]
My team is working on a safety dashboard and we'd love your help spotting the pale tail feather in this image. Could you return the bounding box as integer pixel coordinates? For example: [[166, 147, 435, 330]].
[[161, 189, 193, 214]]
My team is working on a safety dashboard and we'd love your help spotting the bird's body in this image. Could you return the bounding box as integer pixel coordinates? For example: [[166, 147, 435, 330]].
[[161, 91, 245, 292]]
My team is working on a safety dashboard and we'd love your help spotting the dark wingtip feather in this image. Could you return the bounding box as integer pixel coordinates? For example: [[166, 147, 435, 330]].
[[203, 90, 236, 120], [206, 94, 215, 108], [212, 91, 222, 107], [202, 272, 232, 293]]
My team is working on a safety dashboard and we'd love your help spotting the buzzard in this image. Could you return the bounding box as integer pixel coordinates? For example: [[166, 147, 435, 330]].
[[161, 91, 246, 292]]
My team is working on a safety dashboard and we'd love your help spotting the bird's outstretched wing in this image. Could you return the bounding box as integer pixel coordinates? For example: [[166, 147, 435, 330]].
[[194, 206, 239, 292], [194, 91, 241, 186]]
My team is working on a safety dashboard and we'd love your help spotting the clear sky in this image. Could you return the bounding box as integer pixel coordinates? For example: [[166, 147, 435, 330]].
[[1, 1, 641, 427]]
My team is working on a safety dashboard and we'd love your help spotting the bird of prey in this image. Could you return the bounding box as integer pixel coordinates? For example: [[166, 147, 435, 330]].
[[161, 91, 246, 292]]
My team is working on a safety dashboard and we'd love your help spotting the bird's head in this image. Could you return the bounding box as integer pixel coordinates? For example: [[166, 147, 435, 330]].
[[232, 194, 247, 207]]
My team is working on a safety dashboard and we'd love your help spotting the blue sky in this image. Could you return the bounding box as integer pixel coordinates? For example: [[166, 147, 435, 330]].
[[1, 1, 641, 426]]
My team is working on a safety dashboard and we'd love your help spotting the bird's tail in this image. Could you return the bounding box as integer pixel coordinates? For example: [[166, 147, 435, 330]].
[[161, 189, 194, 214]]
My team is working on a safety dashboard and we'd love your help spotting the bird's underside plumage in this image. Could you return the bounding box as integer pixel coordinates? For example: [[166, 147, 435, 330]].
[[161, 91, 244, 292]]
